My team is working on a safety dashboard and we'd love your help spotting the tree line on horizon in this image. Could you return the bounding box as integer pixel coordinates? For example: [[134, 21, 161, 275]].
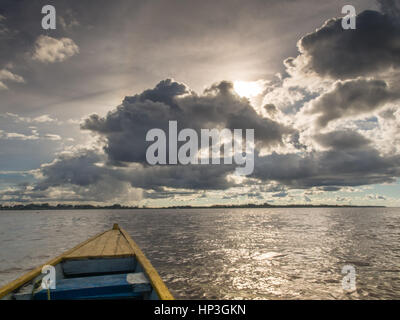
[[0, 203, 384, 210]]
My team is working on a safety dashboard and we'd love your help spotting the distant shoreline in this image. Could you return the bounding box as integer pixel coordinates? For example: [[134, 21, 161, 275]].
[[0, 203, 386, 210]]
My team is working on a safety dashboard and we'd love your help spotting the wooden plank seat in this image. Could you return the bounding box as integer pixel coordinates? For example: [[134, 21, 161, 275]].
[[31, 272, 151, 300]]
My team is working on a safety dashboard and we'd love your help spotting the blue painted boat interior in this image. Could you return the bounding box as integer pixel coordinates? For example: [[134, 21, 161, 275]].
[[11, 257, 159, 300]]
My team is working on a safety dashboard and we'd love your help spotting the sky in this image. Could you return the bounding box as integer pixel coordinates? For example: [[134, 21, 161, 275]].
[[1, 0, 400, 207]]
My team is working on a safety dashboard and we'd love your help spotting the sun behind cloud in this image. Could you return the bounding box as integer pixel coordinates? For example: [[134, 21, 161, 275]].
[[233, 80, 266, 98]]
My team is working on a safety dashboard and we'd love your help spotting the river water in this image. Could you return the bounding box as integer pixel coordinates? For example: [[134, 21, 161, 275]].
[[0, 208, 399, 299]]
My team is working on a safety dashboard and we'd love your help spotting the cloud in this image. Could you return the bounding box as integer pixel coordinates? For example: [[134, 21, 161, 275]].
[[313, 130, 372, 150], [0, 68, 24, 89], [82, 79, 295, 164], [377, 0, 400, 22], [0, 127, 62, 142], [29, 150, 140, 203], [29, 129, 400, 202], [305, 78, 400, 128], [35, 148, 237, 191], [32, 115, 57, 123], [321, 186, 341, 192], [58, 9, 80, 31], [252, 147, 400, 189], [272, 191, 288, 198], [0, 131, 38, 140], [0, 168, 142, 205], [35, 150, 107, 190], [125, 164, 236, 191], [290, 10, 400, 79], [17, 72, 400, 204], [30, 148, 237, 204], [0, 14, 9, 37], [43, 134, 62, 141], [32, 35, 79, 63], [2, 113, 57, 123], [368, 194, 387, 200]]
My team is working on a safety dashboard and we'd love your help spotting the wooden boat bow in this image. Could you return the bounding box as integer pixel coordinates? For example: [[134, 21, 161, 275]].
[[0, 224, 174, 300]]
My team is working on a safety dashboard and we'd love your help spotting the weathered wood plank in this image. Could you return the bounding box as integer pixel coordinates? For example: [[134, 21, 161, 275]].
[[101, 230, 121, 256], [116, 234, 133, 255], [65, 229, 134, 259], [66, 236, 101, 258]]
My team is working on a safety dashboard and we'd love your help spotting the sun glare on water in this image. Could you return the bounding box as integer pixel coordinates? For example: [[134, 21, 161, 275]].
[[233, 80, 265, 98]]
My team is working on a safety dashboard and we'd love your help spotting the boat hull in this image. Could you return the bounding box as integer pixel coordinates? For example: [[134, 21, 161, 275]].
[[0, 224, 173, 300]]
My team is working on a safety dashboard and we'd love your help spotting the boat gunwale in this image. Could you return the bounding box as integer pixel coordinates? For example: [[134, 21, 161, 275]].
[[118, 226, 174, 300]]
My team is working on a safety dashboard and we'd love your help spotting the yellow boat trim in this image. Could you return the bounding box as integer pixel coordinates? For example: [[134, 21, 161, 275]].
[[119, 226, 174, 300]]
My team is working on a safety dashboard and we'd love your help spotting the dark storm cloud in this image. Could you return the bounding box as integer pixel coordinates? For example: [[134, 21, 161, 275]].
[[321, 186, 342, 192], [122, 79, 191, 110], [378, 0, 400, 21], [126, 164, 236, 191], [32, 73, 400, 199], [34, 148, 237, 194], [306, 78, 400, 127], [33, 137, 400, 198], [253, 147, 400, 189], [82, 79, 295, 164], [293, 10, 400, 79], [143, 189, 202, 200], [314, 130, 372, 150], [26, 70, 297, 195], [13, 149, 141, 202], [34, 150, 107, 190]]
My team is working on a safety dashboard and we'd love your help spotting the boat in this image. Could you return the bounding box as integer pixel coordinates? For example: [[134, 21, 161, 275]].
[[0, 224, 174, 300]]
